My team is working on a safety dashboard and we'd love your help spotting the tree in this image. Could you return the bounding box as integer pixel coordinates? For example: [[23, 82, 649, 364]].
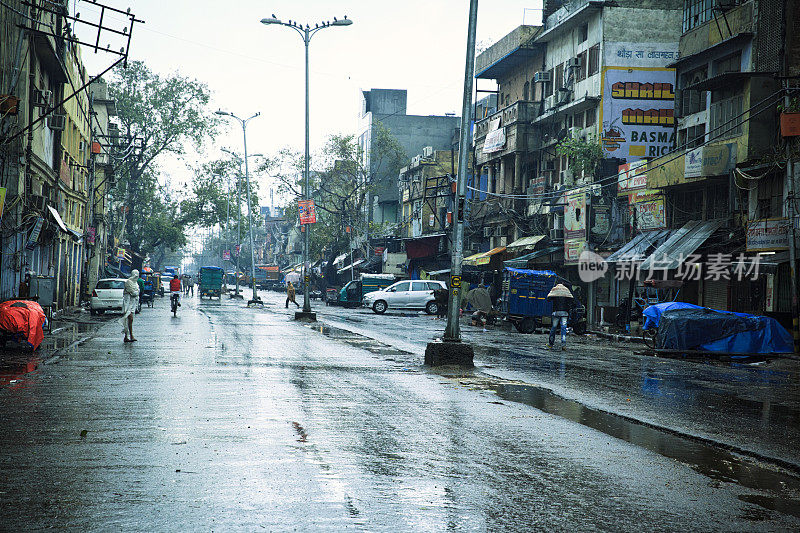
[[267, 125, 405, 283], [108, 60, 219, 268], [555, 136, 605, 177]]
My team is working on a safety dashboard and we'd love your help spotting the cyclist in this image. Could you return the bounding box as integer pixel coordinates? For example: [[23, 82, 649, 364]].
[[170, 274, 182, 308]]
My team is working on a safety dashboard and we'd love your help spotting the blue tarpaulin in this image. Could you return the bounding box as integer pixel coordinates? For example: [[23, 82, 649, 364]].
[[642, 302, 792, 354]]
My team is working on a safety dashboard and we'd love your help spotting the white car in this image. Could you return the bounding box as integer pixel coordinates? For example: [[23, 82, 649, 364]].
[[363, 280, 446, 315], [90, 278, 126, 315]]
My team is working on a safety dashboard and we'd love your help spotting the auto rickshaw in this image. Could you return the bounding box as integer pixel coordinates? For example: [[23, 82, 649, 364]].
[[143, 273, 160, 304]]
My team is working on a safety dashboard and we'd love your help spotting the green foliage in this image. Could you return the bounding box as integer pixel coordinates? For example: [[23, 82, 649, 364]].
[[268, 123, 405, 268], [108, 61, 219, 264], [777, 96, 800, 114], [555, 137, 604, 177]]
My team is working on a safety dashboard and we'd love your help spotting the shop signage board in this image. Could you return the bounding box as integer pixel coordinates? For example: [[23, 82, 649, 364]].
[[746, 218, 791, 251], [298, 199, 317, 224]]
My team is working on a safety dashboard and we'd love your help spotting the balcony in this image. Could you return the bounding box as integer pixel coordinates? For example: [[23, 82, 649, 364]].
[[474, 101, 540, 141]]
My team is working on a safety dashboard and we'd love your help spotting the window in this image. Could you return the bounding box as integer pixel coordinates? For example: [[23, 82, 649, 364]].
[[545, 68, 554, 97], [757, 174, 784, 219], [555, 63, 564, 89], [683, 0, 745, 33], [96, 280, 125, 290], [678, 124, 705, 149], [426, 282, 442, 291], [576, 51, 587, 81], [392, 282, 410, 292], [585, 107, 596, 127], [411, 281, 429, 292], [714, 52, 741, 75], [680, 66, 707, 116], [579, 23, 588, 43], [710, 86, 744, 139], [588, 44, 600, 75], [523, 81, 530, 101], [574, 112, 584, 128]]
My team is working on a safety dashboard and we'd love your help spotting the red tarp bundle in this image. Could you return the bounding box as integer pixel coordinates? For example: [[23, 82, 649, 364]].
[[0, 300, 46, 350]]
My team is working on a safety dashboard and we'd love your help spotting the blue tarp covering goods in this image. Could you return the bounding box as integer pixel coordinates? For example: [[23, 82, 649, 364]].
[[642, 302, 792, 354]]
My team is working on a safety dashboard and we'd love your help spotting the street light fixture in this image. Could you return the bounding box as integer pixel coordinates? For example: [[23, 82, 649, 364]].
[[216, 110, 262, 306], [261, 13, 353, 321]]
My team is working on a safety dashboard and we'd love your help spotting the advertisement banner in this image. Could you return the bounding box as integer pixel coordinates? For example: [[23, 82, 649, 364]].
[[604, 42, 679, 69], [746, 218, 791, 251], [563, 191, 586, 240], [223, 250, 231, 261], [617, 160, 647, 194], [116, 247, 125, 261], [564, 238, 587, 266], [298, 199, 317, 224], [600, 67, 676, 162], [483, 117, 506, 154], [685, 143, 737, 178], [86, 226, 96, 245], [632, 196, 666, 230], [0, 187, 6, 220]]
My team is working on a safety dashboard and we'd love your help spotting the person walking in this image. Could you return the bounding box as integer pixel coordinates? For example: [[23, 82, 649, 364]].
[[136, 272, 145, 313], [286, 281, 300, 308], [187, 276, 195, 297], [547, 283, 574, 350], [120, 269, 140, 343], [433, 287, 448, 319]]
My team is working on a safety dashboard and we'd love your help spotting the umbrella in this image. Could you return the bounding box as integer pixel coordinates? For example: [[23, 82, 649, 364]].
[[547, 283, 573, 299]]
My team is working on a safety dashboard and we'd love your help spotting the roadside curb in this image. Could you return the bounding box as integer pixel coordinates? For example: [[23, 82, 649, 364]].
[[589, 329, 648, 344]]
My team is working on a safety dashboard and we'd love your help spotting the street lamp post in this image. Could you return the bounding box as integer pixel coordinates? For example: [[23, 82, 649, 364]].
[[217, 112, 262, 306], [261, 14, 352, 321], [424, 0, 478, 367]]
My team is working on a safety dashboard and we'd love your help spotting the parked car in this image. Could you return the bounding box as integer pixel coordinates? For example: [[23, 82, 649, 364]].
[[363, 280, 446, 315], [90, 278, 126, 315]]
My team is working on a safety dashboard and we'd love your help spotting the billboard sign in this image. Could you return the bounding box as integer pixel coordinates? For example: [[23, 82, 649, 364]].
[[600, 67, 676, 162], [746, 218, 791, 252], [617, 160, 648, 193]]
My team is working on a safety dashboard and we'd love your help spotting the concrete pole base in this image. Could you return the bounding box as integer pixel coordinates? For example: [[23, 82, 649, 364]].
[[425, 340, 474, 367], [294, 311, 317, 322], [230, 293, 244, 300]]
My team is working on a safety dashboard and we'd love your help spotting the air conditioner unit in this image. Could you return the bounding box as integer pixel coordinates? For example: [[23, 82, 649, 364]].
[[556, 88, 571, 105], [566, 57, 582, 69], [47, 114, 66, 131], [550, 228, 564, 240], [411, 155, 422, 167], [483, 227, 493, 238], [560, 169, 574, 184], [534, 71, 551, 83], [470, 243, 481, 252], [422, 146, 434, 158], [32, 89, 53, 108], [498, 236, 507, 246]]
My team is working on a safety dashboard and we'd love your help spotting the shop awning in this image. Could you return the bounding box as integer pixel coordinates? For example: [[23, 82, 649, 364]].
[[606, 230, 672, 263], [503, 246, 562, 268], [47, 205, 69, 233], [506, 235, 546, 251], [337, 259, 364, 274], [465, 246, 506, 266], [639, 220, 724, 271]]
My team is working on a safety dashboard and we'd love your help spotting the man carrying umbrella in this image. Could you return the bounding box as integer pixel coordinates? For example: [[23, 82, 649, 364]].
[[547, 283, 574, 350]]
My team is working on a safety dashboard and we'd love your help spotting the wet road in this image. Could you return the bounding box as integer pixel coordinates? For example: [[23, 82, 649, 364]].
[[310, 295, 800, 472], [1, 293, 799, 531]]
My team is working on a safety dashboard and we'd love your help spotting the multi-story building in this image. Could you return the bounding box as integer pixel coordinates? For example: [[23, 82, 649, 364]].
[[644, 0, 795, 319], [0, 2, 69, 301], [87, 78, 117, 298], [358, 89, 460, 227]]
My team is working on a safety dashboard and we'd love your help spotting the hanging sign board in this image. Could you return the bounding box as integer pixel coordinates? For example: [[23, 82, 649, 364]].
[[26, 217, 44, 250], [298, 200, 317, 224]]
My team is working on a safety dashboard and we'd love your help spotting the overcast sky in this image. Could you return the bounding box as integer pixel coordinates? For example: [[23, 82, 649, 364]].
[[76, 0, 543, 203]]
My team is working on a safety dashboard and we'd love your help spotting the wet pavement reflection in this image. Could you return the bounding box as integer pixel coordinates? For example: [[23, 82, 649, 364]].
[[0, 294, 798, 530]]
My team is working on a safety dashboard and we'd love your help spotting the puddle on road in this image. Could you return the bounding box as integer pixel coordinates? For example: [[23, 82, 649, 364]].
[[492, 381, 800, 518], [312, 324, 411, 360]]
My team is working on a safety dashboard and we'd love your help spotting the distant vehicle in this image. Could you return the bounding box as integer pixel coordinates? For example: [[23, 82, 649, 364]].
[[254, 264, 281, 289], [163, 266, 180, 277], [90, 278, 126, 315], [363, 279, 446, 315], [328, 274, 396, 307], [160, 276, 171, 297], [199, 266, 225, 299]]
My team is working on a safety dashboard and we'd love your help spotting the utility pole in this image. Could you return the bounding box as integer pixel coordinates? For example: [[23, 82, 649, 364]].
[[261, 14, 353, 321], [786, 85, 799, 354], [425, 0, 478, 366]]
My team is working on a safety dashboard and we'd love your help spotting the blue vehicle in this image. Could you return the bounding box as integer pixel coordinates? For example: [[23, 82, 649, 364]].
[[501, 268, 586, 334]]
